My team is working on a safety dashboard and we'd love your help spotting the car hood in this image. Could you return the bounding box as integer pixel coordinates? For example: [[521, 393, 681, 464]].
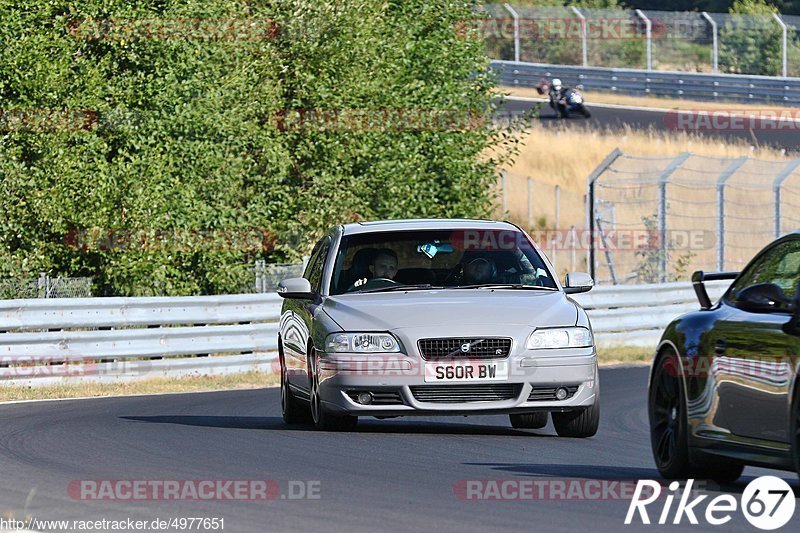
[[323, 289, 578, 331]]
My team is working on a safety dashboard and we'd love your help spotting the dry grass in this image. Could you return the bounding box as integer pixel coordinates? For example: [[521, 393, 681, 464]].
[[0, 371, 279, 402], [504, 123, 789, 195], [499, 85, 799, 113], [597, 346, 653, 366]]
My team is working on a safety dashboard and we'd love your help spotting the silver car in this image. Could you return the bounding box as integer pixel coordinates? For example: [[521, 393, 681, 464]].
[[277, 219, 599, 435]]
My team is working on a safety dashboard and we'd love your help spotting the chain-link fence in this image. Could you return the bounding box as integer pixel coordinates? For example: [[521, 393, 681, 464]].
[[484, 5, 800, 77], [496, 172, 589, 278], [588, 149, 800, 285], [0, 274, 93, 299]]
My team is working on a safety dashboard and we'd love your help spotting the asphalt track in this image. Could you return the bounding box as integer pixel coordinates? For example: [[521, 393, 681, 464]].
[[0, 366, 797, 533], [499, 97, 800, 153]]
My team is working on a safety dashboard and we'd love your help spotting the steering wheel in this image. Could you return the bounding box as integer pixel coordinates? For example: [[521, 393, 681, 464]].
[[346, 277, 400, 292]]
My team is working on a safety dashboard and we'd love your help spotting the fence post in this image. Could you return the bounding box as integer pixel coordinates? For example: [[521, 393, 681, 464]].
[[500, 170, 507, 214], [586, 148, 624, 281], [527, 177, 533, 228], [503, 3, 520, 63], [773, 158, 800, 238], [657, 153, 692, 282], [635, 9, 652, 70], [773, 13, 788, 78], [555, 185, 561, 230], [716, 157, 748, 272], [571, 6, 588, 67], [701, 12, 718, 73]]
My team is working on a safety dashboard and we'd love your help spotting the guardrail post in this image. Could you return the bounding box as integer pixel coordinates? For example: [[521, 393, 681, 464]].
[[571, 6, 588, 67], [635, 9, 652, 70], [716, 157, 748, 271], [586, 148, 624, 281], [503, 3, 520, 63], [657, 153, 691, 282], [701, 12, 718, 73], [773, 158, 800, 238]]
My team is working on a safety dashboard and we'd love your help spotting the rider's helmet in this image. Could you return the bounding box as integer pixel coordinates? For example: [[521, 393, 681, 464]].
[[551, 78, 562, 90]]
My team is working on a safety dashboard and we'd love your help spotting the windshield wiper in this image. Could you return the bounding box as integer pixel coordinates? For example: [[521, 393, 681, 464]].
[[357, 284, 445, 294], [448, 284, 557, 291]]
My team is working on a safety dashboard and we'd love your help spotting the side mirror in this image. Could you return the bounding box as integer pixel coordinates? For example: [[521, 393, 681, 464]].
[[736, 283, 794, 313], [278, 277, 315, 299], [564, 272, 594, 294]]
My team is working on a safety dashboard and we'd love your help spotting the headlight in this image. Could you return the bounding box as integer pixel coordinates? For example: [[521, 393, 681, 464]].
[[526, 327, 593, 350], [325, 332, 400, 353]]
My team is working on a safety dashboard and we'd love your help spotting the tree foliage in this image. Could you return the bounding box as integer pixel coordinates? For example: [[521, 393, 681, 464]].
[[0, 0, 511, 295]]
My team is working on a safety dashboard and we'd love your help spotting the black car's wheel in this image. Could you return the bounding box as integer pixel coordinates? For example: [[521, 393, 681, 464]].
[[308, 347, 358, 432], [552, 401, 599, 437], [280, 348, 309, 424], [649, 349, 743, 483], [792, 383, 800, 480], [510, 412, 548, 429], [649, 349, 692, 478]]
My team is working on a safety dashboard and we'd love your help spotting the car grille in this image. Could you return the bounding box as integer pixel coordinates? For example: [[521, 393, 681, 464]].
[[410, 384, 521, 403], [528, 385, 580, 402], [345, 390, 404, 405], [417, 338, 512, 360]]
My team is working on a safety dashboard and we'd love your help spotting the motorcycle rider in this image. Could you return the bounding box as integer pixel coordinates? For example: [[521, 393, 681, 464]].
[[548, 78, 567, 116]]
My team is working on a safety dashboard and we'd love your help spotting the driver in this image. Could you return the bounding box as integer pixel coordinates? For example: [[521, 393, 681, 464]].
[[369, 248, 398, 280]]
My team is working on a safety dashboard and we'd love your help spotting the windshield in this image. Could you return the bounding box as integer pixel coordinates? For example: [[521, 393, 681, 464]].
[[330, 228, 558, 295]]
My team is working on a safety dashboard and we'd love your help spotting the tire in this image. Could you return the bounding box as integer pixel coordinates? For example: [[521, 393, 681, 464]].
[[792, 383, 800, 480], [580, 105, 591, 118], [308, 347, 358, 432], [552, 401, 599, 438], [510, 412, 548, 429], [280, 349, 310, 425], [649, 348, 743, 483]]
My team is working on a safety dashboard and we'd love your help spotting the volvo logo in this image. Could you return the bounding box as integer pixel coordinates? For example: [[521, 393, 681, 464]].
[[460, 343, 471, 353]]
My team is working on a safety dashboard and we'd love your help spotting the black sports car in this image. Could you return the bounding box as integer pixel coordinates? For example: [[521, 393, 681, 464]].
[[648, 233, 800, 482]]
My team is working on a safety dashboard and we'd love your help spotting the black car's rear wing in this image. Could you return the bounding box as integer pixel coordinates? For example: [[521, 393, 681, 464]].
[[691, 270, 739, 310]]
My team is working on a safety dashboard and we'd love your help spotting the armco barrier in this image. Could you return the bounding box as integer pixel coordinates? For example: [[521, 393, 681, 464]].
[[491, 60, 800, 105], [0, 280, 731, 385]]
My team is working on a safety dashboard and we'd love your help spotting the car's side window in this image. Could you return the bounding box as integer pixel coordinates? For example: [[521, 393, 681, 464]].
[[307, 238, 331, 294], [727, 239, 800, 304]]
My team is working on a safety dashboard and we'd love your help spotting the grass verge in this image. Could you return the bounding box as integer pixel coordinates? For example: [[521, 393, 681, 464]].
[[597, 346, 653, 366], [0, 370, 280, 403]]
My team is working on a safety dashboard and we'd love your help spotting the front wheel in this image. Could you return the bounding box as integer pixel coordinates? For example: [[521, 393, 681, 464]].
[[792, 384, 800, 480], [648, 349, 743, 482], [580, 105, 591, 118], [309, 348, 358, 431], [510, 412, 548, 429], [552, 401, 599, 437], [280, 348, 309, 424]]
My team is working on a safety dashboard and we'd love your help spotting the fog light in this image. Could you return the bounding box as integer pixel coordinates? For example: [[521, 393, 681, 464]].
[[555, 387, 568, 400], [357, 392, 373, 405]]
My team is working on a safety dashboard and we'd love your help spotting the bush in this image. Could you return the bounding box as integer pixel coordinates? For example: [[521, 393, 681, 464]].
[[0, 0, 512, 295]]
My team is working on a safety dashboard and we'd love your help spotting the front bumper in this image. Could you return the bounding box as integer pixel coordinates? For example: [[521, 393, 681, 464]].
[[316, 350, 598, 417]]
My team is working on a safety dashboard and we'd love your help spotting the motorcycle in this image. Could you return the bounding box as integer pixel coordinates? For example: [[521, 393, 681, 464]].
[[536, 79, 592, 119], [554, 86, 591, 119]]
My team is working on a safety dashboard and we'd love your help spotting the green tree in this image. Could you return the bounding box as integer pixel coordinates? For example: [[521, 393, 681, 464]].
[[719, 0, 790, 76]]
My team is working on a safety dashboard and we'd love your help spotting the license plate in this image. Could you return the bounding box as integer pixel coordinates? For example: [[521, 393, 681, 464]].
[[424, 361, 508, 383]]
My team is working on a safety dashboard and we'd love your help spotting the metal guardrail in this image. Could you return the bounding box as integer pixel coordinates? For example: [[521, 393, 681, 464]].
[[571, 279, 732, 348], [491, 60, 800, 105], [0, 294, 281, 386], [0, 280, 731, 385]]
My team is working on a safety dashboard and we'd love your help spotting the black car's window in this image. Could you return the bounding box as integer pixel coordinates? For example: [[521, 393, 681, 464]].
[[330, 228, 557, 295], [727, 239, 800, 304]]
